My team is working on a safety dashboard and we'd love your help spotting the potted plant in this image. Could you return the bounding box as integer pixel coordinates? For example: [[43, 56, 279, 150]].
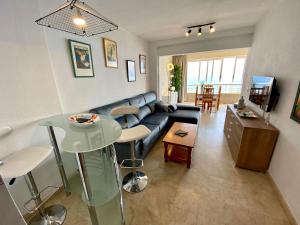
[[170, 64, 182, 103]]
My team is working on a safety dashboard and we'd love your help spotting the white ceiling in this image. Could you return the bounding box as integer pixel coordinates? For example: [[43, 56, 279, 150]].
[[91, 0, 275, 42]]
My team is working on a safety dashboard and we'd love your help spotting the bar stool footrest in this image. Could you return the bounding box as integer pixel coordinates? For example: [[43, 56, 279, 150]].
[[120, 159, 143, 169], [23, 185, 59, 214]]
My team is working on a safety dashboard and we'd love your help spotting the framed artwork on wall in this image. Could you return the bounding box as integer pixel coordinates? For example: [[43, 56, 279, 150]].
[[68, 40, 94, 78], [103, 38, 118, 68], [290, 81, 300, 123], [139, 54, 146, 74], [126, 60, 136, 82]]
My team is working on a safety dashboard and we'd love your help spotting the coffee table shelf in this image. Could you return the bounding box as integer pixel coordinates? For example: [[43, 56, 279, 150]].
[[163, 122, 197, 168]]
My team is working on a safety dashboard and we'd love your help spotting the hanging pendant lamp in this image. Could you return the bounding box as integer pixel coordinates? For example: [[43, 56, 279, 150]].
[[36, 0, 118, 37]]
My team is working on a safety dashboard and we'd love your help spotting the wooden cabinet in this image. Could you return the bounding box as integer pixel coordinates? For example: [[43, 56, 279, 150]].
[[224, 105, 279, 172]]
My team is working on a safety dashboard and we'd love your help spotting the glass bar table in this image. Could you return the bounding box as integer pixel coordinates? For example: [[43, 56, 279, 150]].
[[39, 114, 124, 225]]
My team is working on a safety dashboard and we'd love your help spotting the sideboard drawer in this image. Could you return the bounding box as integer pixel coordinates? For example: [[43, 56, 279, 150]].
[[224, 104, 279, 172]]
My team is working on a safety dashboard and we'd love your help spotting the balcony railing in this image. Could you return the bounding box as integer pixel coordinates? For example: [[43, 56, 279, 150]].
[[187, 84, 242, 94]]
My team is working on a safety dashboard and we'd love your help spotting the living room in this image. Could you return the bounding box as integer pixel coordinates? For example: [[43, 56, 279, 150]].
[[0, 0, 299, 225]]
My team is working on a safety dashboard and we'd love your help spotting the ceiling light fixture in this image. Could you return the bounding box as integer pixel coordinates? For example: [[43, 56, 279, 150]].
[[73, 8, 86, 27], [197, 28, 202, 36], [185, 22, 216, 37], [185, 29, 192, 36], [36, 0, 118, 37]]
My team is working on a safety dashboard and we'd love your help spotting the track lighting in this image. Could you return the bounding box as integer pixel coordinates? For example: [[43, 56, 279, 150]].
[[185, 22, 216, 37], [185, 29, 192, 36], [197, 28, 202, 36]]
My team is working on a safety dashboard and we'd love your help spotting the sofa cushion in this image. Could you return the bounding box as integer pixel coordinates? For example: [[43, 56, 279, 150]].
[[143, 91, 157, 104], [141, 123, 160, 156], [141, 113, 169, 130], [115, 115, 139, 128], [127, 94, 146, 107], [177, 105, 200, 111], [89, 100, 129, 119], [146, 100, 157, 113], [168, 109, 199, 124], [136, 105, 152, 121]]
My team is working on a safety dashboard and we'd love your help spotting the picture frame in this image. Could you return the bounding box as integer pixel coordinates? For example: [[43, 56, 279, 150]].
[[126, 60, 136, 82], [139, 54, 146, 74], [103, 38, 118, 68], [290, 81, 300, 123], [68, 39, 94, 78]]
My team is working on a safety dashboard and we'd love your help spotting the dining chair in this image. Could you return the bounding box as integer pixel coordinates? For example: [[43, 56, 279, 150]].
[[202, 86, 214, 112], [194, 85, 203, 109], [212, 85, 222, 111]]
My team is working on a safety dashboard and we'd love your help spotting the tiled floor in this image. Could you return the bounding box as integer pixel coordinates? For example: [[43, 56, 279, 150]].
[[45, 105, 291, 225]]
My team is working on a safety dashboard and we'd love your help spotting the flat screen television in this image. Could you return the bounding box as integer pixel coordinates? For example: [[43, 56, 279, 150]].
[[249, 75, 279, 112]]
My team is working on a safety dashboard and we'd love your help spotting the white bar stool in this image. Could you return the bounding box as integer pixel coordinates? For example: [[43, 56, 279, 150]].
[[111, 106, 151, 193], [0, 146, 67, 225]]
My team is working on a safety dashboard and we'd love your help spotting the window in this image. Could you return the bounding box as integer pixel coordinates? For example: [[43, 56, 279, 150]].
[[220, 57, 236, 84], [212, 59, 222, 84], [233, 58, 246, 84], [187, 56, 246, 93]]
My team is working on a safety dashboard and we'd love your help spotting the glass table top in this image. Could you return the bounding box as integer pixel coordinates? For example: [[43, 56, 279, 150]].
[[39, 114, 121, 153]]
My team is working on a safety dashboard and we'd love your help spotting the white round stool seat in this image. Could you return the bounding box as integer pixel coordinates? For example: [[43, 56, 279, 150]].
[[116, 125, 151, 143], [0, 146, 52, 179]]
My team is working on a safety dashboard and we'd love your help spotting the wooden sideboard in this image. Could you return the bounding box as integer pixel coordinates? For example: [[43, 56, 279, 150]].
[[224, 105, 279, 172]]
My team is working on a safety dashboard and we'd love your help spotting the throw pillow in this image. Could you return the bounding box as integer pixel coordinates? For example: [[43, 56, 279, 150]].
[[168, 104, 178, 112]]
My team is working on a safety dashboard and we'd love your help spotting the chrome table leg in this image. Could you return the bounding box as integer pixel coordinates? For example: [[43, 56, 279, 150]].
[[76, 153, 99, 225], [47, 126, 71, 196], [109, 144, 125, 225]]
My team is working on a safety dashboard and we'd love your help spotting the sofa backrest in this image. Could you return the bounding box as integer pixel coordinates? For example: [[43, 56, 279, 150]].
[[90, 99, 130, 119], [143, 91, 157, 104], [127, 92, 157, 120], [127, 94, 146, 107], [89, 91, 158, 126]]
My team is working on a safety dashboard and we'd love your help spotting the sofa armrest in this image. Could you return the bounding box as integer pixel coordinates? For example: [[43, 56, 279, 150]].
[[177, 105, 200, 111]]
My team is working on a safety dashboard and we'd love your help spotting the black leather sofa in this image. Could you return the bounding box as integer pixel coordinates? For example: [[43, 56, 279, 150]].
[[89, 91, 200, 163]]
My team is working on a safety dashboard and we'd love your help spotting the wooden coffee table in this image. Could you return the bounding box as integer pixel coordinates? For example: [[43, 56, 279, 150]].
[[163, 122, 197, 168]]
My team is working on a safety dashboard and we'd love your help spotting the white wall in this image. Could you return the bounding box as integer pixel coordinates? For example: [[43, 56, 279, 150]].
[[242, 0, 300, 222], [41, 2, 150, 113], [158, 56, 172, 101], [0, 0, 150, 214], [149, 30, 253, 93], [0, 0, 67, 213]]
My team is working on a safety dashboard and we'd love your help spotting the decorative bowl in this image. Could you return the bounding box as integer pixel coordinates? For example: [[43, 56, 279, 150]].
[[68, 113, 100, 127]]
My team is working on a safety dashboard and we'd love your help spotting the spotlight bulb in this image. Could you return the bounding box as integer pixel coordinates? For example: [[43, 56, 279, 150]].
[[185, 29, 191, 36], [210, 25, 215, 33], [73, 9, 86, 27], [197, 28, 202, 36]]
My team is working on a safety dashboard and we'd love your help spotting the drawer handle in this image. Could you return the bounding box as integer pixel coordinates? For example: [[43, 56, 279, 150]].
[[230, 122, 233, 125], [228, 128, 232, 132], [227, 134, 230, 139]]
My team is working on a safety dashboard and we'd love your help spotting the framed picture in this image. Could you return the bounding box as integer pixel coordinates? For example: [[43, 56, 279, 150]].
[[126, 60, 136, 82], [103, 38, 118, 68], [290, 81, 300, 123], [68, 40, 94, 78], [139, 54, 146, 74]]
